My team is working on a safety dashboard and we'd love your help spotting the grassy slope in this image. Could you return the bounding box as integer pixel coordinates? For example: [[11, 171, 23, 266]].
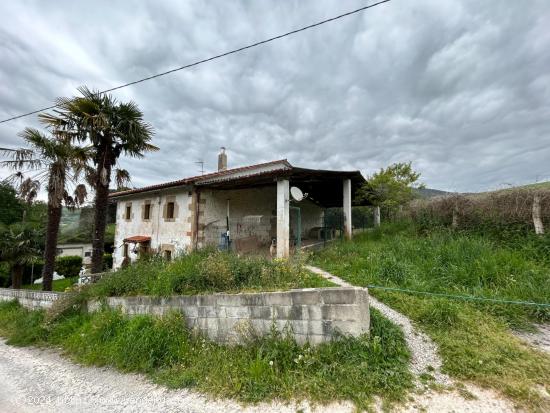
[[87, 250, 333, 298], [0, 301, 412, 409], [313, 223, 550, 411]]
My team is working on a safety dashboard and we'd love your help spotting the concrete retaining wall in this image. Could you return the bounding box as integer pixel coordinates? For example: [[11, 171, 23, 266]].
[[0, 287, 369, 345], [0, 288, 63, 310]]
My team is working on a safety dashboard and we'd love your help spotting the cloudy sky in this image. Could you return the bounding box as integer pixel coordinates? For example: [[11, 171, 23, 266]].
[[1, 0, 549, 193]]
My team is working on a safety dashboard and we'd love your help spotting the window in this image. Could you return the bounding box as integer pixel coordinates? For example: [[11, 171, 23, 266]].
[[164, 250, 172, 260], [125, 204, 132, 220], [166, 202, 175, 219], [143, 203, 151, 220], [123, 243, 129, 258], [84, 251, 91, 257]]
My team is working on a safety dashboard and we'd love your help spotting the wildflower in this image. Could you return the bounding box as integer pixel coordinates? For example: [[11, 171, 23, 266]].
[[269, 360, 274, 366]]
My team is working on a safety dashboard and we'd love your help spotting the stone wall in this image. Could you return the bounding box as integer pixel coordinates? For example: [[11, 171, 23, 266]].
[[0, 287, 370, 346], [90, 287, 370, 345], [0, 288, 63, 310]]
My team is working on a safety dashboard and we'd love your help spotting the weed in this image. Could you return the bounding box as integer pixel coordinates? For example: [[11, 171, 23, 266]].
[[0, 302, 413, 409]]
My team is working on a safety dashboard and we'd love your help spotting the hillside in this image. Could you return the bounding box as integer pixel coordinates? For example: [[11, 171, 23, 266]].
[[413, 187, 451, 199]]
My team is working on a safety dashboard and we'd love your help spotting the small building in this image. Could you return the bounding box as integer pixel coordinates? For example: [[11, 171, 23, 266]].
[[109, 150, 365, 269], [56, 243, 93, 265]]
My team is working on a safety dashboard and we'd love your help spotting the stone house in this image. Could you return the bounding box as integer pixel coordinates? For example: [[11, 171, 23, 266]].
[[109, 150, 365, 269]]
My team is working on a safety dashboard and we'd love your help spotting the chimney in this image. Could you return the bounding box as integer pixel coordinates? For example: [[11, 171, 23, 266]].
[[217, 147, 227, 171]]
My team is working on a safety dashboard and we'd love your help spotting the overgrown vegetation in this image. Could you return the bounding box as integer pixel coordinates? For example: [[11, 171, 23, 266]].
[[313, 222, 550, 411], [408, 187, 550, 240], [0, 300, 413, 408], [88, 250, 333, 298]]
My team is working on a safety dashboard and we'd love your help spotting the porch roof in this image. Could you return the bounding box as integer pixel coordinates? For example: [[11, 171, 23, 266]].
[[110, 159, 366, 208]]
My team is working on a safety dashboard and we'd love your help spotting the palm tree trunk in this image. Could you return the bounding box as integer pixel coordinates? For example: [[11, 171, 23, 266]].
[[11, 264, 23, 289], [42, 202, 62, 291], [91, 147, 113, 273]]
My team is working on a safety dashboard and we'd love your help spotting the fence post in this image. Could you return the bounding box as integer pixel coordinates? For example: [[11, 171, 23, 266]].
[[374, 206, 381, 227], [533, 194, 544, 235]]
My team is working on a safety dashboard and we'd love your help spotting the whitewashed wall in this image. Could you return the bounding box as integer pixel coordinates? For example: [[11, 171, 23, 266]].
[[113, 188, 192, 269]]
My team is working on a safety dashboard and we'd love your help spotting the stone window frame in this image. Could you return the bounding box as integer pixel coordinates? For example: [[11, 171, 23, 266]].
[[142, 199, 152, 221], [124, 202, 133, 221], [163, 195, 179, 222]]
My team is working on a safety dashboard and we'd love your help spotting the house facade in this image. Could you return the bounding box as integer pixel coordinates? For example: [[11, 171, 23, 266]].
[[56, 243, 93, 265], [110, 151, 364, 269]]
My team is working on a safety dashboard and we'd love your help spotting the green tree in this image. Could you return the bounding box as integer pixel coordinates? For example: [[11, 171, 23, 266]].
[[1, 128, 89, 290], [356, 162, 422, 225], [54, 87, 156, 273], [0, 223, 42, 289], [0, 181, 23, 225]]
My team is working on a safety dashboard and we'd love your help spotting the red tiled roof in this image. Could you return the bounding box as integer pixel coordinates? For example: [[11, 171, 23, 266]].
[[110, 159, 291, 198], [123, 235, 151, 243]]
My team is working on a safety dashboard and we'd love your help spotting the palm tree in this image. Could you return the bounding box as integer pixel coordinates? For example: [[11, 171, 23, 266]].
[[54, 87, 156, 273], [6, 172, 41, 223], [1, 128, 89, 290], [0, 223, 42, 289]]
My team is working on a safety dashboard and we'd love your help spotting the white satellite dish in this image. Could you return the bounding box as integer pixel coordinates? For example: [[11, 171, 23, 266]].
[[290, 186, 306, 202]]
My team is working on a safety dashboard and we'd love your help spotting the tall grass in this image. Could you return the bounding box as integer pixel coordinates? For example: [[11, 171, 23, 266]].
[[313, 222, 550, 411], [0, 300, 413, 409], [89, 249, 332, 298], [315, 222, 550, 326]]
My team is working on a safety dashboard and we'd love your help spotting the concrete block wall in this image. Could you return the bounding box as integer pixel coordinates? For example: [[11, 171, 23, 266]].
[[92, 287, 370, 345], [0, 287, 370, 346], [0, 288, 63, 310]]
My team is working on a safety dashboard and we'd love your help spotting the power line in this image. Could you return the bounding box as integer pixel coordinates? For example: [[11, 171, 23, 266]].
[[0, 0, 391, 125]]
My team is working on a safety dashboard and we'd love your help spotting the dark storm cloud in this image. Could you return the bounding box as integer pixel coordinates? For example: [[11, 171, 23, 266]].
[[1, 0, 549, 192]]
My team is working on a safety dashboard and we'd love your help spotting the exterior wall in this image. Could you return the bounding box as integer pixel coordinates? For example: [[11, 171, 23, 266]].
[[201, 186, 277, 248], [0, 288, 63, 310], [57, 243, 93, 265], [113, 184, 325, 262], [201, 186, 324, 250], [0, 287, 370, 346], [90, 287, 370, 345], [113, 188, 193, 269]]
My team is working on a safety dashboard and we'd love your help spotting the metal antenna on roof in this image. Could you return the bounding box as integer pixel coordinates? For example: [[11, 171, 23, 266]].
[[195, 160, 205, 175]]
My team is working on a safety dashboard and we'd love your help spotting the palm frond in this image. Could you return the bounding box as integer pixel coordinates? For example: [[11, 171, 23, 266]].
[[115, 168, 131, 190]]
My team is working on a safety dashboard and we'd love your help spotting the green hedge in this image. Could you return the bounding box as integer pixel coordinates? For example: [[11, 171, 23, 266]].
[[55, 256, 83, 278]]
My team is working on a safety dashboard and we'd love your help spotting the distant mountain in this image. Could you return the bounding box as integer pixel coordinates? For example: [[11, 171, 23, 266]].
[[413, 187, 452, 199]]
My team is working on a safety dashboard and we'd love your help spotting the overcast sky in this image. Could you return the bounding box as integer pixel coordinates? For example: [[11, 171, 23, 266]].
[[1, 0, 549, 193]]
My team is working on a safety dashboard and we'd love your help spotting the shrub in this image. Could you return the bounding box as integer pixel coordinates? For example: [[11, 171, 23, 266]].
[[55, 256, 83, 277], [103, 253, 113, 270]]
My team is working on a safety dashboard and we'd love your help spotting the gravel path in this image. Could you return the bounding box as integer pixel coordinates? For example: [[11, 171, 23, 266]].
[[514, 323, 550, 354], [305, 265, 520, 412], [306, 265, 450, 385]]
